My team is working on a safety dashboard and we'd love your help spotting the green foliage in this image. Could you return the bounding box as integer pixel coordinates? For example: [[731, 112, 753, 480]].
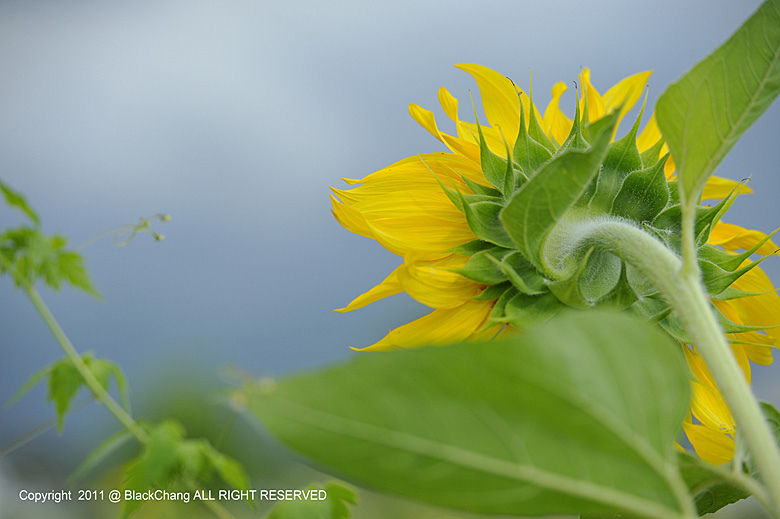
[[676, 452, 750, 516], [655, 0, 780, 204], [247, 311, 693, 519], [8, 353, 129, 431], [0, 178, 40, 225], [264, 481, 358, 519], [0, 178, 99, 296], [121, 420, 249, 517]]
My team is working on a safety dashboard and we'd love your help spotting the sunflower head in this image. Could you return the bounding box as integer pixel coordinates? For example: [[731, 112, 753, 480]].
[[331, 65, 779, 465], [334, 66, 774, 344]]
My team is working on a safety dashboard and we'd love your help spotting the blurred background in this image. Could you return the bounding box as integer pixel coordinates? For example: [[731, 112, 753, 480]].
[[0, 0, 778, 517]]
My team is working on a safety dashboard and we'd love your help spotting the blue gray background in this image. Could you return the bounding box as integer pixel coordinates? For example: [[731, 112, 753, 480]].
[[0, 1, 778, 517]]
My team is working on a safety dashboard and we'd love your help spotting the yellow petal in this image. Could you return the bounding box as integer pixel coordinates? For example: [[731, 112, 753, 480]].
[[336, 266, 403, 312], [708, 222, 778, 255], [601, 70, 652, 133], [357, 299, 497, 351], [701, 176, 753, 200], [732, 332, 774, 365], [543, 81, 573, 145], [684, 347, 736, 433], [636, 113, 662, 152], [438, 86, 459, 123], [455, 64, 521, 142], [578, 68, 606, 124], [683, 422, 735, 465], [727, 263, 780, 345], [408, 103, 480, 161], [397, 254, 485, 309]]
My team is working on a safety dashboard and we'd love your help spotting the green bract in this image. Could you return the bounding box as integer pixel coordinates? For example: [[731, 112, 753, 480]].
[[442, 99, 765, 340]]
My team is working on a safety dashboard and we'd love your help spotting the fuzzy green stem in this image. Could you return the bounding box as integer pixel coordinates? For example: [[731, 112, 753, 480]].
[[579, 219, 780, 516]]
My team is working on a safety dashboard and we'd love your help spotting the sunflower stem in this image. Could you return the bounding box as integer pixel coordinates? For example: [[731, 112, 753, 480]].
[[578, 219, 780, 517]]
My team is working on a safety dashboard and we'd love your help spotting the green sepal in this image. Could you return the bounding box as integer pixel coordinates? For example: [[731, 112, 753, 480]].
[[699, 230, 778, 272], [527, 89, 558, 153], [454, 248, 512, 284], [513, 103, 553, 177], [502, 291, 562, 329], [716, 308, 778, 334], [651, 199, 728, 251], [578, 249, 623, 303], [712, 286, 765, 301], [595, 262, 638, 310], [700, 255, 769, 296], [548, 247, 597, 308], [471, 281, 512, 301], [434, 175, 501, 214], [475, 117, 510, 193], [483, 286, 518, 328], [639, 138, 666, 169], [558, 91, 589, 152], [611, 154, 671, 223], [587, 107, 644, 213], [460, 174, 502, 197], [501, 111, 618, 277], [667, 180, 680, 205], [449, 239, 494, 256], [501, 139, 519, 196], [488, 251, 548, 295], [462, 199, 515, 248], [630, 296, 672, 324]]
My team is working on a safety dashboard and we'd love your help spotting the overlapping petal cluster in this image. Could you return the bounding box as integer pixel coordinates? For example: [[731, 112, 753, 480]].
[[331, 65, 779, 464]]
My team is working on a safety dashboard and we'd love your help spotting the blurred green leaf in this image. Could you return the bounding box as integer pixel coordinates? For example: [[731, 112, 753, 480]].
[[677, 452, 749, 515], [0, 226, 99, 296], [0, 178, 39, 225], [655, 0, 780, 204], [247, 311, 692, 518], [264, 481, 357, 519], [43, 353, 127, 431], [120, 420, 250, 517], [48, 358, 86, 431]]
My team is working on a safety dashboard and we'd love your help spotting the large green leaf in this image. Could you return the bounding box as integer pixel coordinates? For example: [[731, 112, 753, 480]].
[[246, 311, 692, 518], [500, 112, 617, 277], [655, 0, 780, 204]]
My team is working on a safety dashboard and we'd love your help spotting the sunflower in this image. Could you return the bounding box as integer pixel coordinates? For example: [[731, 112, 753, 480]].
[[331, 65, 779, 464]]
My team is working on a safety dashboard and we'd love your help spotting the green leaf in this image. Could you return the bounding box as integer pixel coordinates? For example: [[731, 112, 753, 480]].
[[0, 226, 99, 296], [655, 0, 780, 204], [264, 481, 358, 519], [247, 311, 692, 518], [48, 358, 85, 431], [677, 452, 749, 515], [501, 111, 618, 277], [0, 179, 40, 225], [45, 354, 128, 431]]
